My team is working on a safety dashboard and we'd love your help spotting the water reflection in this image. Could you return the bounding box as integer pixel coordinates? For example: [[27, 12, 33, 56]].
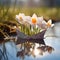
[[17, 42, 54, 59]]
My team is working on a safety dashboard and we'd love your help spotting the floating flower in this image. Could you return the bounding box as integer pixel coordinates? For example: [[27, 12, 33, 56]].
[[15, 13, 54, 33]]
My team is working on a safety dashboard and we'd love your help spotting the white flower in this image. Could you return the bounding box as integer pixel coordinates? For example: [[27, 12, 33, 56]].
[[31, 13, 38, 25], [22, 16, 31, 26], [31, 15, 44, 26], [37, 20, 47, 29], [19, 13, 25, 20], [15, 13, 54, 31], [24, 16, 31, 23], [37, 16, 44, 28], [16, 13, 25, 24], [41, 20, 47, 29], [37, 19, 54, 29], [38, 16, 44, 23], [46, 19, 54, 28]]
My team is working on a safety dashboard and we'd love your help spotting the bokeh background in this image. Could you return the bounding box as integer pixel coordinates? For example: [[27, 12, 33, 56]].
[[0, 0, 60, 22], [0, 0, 60, 60]]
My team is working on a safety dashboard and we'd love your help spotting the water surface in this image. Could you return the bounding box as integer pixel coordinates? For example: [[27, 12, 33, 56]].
[[0, 22, 60, 60]]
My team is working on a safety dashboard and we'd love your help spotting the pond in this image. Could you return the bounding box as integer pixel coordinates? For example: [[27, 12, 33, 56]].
[[0, 22, 60, 60]]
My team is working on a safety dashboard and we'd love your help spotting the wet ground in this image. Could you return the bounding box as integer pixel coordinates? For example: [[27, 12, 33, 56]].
[[0, 22, 60, 60]]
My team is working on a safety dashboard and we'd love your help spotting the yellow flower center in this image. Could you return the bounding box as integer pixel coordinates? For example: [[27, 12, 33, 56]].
[[32, 18, 37, 24], [20, 16, 22, 20], [47, 22, 51, 27]]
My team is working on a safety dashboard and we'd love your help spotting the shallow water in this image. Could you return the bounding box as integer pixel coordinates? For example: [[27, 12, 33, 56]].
[[0, 22, 60, 60]]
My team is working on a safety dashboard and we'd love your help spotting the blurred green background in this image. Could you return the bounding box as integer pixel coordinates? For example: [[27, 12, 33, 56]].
[[0, 0, 60, 22]]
